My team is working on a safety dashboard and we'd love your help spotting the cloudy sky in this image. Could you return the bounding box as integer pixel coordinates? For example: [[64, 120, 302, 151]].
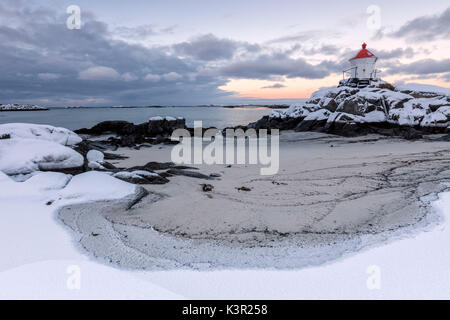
[[1, 0, 449, 106]]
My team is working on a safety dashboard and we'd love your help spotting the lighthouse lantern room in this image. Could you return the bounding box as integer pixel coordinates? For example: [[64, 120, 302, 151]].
[[339, 43, 378, 88]]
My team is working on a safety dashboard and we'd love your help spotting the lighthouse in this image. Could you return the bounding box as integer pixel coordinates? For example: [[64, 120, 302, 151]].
[[339, 43, 378, 88]]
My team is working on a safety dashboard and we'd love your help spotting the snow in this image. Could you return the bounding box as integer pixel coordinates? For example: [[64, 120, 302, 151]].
[[270, 103, 320, 119], [130, 170, 159, 177], [0, 123, 82, 146], [422, 106, 450, 127], [149, 116, 180, 121], [389, 98, 430, 126], [24, 172, 72, 191], [86, 150, 104, 163], [88, 161, 105, 170], [310, 86, 341, 99], [0, 123, 84, 175], [0, 171, 181, 299], [362, 110, 387, 123], [2, 167, 450, 298], [58, 171, 136, 202], [2, 165, 450, 298], [0, 138, 84, 175], [0, 104, 48, 111], [113, 170, 159, 180]]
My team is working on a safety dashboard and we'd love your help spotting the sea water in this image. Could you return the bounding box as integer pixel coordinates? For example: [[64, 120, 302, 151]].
[[0, 106, 278, 130]]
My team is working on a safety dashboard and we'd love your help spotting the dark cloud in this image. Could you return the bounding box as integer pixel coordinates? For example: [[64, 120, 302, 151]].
[[0, 4, 230, 106], [173, 34, 259, 61], [261, 83, 286, 89], [390, 7, 450, 42], [385, 58, 450, 76], [221, 53, 332, 80]]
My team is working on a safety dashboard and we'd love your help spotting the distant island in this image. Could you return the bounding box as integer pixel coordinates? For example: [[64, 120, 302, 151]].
[[0, 104, 48, 111], [66, 104, 290, 109]]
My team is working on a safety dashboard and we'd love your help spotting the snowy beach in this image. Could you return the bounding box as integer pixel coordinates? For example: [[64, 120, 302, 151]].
[[1, 121, 450, 298]]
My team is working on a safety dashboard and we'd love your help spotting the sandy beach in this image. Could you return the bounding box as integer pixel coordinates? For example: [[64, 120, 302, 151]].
[[58, 131, 450, 270]]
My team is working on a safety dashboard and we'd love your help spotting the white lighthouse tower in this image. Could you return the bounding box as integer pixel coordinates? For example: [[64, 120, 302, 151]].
[[340, 43, 378, 88]]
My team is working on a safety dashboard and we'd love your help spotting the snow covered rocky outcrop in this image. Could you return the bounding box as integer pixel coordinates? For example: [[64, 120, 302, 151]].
[[249, 83, 450, 138], [0, 104, 48, 111], [0, 123, 82, 145], [0, 123, 84, 176]]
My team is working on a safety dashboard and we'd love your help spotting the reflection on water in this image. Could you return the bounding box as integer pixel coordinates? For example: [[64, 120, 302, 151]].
[[0, 106, 278, 130]]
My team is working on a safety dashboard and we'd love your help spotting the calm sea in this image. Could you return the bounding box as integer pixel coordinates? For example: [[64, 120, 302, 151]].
[[0, 106, 283, 130]]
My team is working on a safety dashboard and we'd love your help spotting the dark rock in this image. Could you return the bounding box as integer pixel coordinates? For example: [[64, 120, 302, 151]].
[[75, 118, 187, 148], [295, 119, 327, 132], [209, 173, 222, 178], [236, 186, 251, 192], [102, 162, 117, 170], [103, 152, 128, 160], [115, 172, 170, 185], [75, 121, 136, 135], [40, 166, 85, 175], [166, 169, 213, 180], [244, 85, 450, 139], [131, 161, 175, 171], [201, 184, 214, 192], [399, 127, 423, 140]]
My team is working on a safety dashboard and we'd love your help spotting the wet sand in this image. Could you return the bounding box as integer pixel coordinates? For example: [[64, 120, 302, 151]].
[[58, 132, 450, 269]]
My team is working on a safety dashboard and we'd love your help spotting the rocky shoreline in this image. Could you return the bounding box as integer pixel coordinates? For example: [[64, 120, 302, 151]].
[[238, 83, 450, 140]]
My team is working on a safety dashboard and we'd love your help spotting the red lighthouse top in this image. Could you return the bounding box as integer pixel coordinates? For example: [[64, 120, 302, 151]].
[[349, 43, 376, 61]]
